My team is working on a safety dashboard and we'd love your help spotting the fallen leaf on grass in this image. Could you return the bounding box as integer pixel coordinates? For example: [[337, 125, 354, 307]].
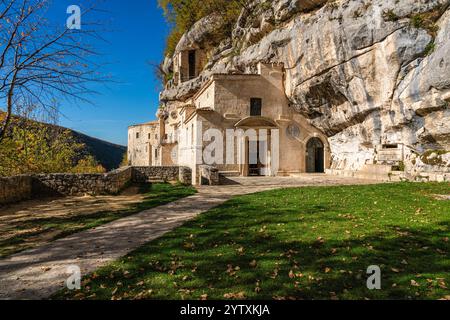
[[224, 292, 246, 299], [270, 268, 279, 279], [410, 280, 420, 287]]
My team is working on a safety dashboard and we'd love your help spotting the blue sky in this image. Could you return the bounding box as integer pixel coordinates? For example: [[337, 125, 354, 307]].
[[49, 0, 169, 146]]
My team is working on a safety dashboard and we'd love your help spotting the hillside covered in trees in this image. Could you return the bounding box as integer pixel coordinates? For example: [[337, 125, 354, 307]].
[[0, 113, 126, 177]]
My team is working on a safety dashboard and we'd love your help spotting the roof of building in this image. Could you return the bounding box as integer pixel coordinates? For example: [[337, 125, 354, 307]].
[[128, 120, 159, 129]]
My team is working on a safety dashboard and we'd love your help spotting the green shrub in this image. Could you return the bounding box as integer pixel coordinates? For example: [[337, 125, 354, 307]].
[[423, 41, 436, 56], [421, 150, 449, 166], [383, 9, 399, 22], [409, 11, 440, 37]]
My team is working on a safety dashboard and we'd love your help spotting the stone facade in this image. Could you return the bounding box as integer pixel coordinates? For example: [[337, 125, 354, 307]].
[[129, 63, 331, 184], [128, 121, 160, 166]]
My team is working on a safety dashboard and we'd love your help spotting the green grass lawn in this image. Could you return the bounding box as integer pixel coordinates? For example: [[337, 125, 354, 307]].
[[57, 183, 450, 300], [0, 183, 197, 258]]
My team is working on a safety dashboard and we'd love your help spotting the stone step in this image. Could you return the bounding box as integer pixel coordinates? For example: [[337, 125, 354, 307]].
[[147, 179, 167, 183], [218, 171, 240, 177], [360, 164, 393, 174]]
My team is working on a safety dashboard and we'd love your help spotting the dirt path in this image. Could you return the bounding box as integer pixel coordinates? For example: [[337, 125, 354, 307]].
[[0, 175, 378, 300], [0, 188, 145, 257]]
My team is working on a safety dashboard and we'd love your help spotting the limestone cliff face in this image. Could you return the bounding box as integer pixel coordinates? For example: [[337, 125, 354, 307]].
[[161, 0, 450, 171]]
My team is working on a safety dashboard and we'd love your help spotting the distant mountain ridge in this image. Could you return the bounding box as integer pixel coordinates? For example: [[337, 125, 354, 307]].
[[69, 130, 126, 171], [1, 112, 126, 171]]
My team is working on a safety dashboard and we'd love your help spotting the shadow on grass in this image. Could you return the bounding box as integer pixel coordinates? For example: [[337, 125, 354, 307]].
[[0, 183, 197, 258]]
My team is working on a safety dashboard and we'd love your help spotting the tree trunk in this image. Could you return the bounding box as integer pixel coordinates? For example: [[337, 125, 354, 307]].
[[0, 73, 17, 143]]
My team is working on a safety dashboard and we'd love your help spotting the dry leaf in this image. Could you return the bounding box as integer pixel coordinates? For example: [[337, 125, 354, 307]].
[[410, 280, 420, 287], [224, 292, 246, 299]]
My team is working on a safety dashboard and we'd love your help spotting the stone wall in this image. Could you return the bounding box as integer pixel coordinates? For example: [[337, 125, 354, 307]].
[[179, 166, 193, 185], [132, 166, 192, 185], [0, 166, 193, 205], [0, 176, 33, 204], [33, 167, 133, 197]]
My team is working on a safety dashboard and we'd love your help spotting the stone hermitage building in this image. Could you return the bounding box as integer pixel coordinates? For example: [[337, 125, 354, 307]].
[[128, 60, 331, 184]]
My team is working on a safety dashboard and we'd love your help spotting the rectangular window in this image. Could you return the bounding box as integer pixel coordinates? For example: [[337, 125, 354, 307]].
[[155, 149, 158, 159], [250, 98, 262, 116], [136, 132, 140, 139], [188, 50, 196, 79], [148, 133, 151, 140]]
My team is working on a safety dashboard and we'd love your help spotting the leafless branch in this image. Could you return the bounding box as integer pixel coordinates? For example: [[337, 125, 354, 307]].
[[0, 0, 108, 141]]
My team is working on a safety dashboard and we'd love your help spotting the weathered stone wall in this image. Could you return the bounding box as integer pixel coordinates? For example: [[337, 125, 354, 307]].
[[179, 166, 193, 185], [132, 166, 192, 185], [0, 166, 194, 205], [33, 167, 133, 197], [0, 176, 33, 204]]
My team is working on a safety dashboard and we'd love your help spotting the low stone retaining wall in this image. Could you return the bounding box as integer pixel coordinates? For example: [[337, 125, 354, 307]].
[[33, 167, 133, 197], [0, 176, 33, 204], [0, 166, 193, 205], [327, 168, 450, 182], [132, 166, 192, 185]]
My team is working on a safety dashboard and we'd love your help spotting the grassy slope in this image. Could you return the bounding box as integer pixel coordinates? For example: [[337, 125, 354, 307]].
[[0, 184, 197, 258], [57, 183, 449, 300]]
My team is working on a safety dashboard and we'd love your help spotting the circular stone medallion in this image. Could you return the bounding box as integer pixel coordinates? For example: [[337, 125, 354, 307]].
[[286, 124, 301, 139]]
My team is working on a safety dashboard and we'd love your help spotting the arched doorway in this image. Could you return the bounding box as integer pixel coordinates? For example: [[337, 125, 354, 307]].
[[306, 137, 325, 173]]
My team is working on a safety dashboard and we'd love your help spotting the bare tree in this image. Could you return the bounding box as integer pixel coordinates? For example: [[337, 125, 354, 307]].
[[0, 0, 107, 142]]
